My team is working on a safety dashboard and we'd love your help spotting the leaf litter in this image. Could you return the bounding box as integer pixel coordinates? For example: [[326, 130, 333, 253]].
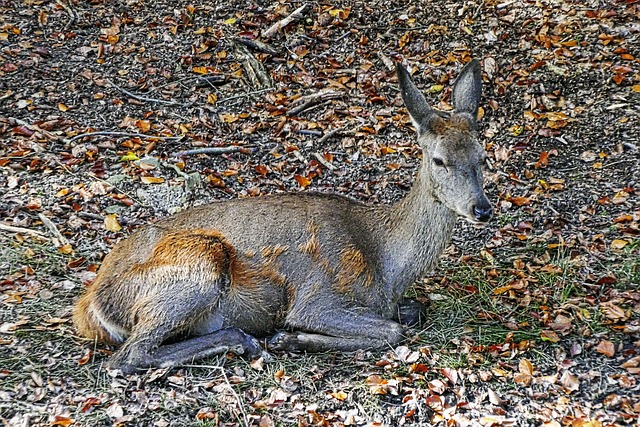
[[1, 0, 639, 425]]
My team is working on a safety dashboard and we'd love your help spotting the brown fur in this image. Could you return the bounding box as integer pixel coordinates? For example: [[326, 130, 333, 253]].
[[334, 247, 373, 293]]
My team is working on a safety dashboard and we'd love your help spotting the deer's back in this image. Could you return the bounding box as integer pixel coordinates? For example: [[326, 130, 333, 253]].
[[92, 192, 394, 327]]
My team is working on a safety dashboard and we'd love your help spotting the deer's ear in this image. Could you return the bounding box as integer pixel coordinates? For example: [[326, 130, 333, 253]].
[[396, 62, 435, 134], [452, 59, 482, 121]]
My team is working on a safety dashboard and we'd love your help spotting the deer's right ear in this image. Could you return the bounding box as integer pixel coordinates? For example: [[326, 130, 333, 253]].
[[396, 62, 435, 135]]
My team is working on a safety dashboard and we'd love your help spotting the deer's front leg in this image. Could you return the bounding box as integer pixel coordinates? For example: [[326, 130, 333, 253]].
[[394, 298, 428, 327], [268, 307, 406, 353]]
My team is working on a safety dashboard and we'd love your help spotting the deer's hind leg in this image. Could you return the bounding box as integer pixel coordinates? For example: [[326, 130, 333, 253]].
[[105, 230, 263, 374]]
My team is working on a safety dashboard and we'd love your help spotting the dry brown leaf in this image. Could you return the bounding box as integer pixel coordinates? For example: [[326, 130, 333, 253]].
[[519, 358, 533, 376], [560, 370, 579, 393], [540, 330, 560, 343], [600, 301, 629, 322], [595, 340, 615, 357]]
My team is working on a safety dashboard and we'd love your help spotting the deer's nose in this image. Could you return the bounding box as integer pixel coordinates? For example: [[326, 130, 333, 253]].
[[473, 205, 493, 222]]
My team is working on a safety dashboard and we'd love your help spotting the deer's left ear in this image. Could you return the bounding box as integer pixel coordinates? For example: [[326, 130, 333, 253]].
[[452, 59, 482, 121]]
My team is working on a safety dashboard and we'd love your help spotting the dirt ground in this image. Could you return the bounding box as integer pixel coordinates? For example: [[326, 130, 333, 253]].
[[1, 0, 639, 426]]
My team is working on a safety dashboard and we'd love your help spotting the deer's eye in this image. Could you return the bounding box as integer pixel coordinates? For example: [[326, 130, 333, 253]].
[[433, 158, 445, 167]]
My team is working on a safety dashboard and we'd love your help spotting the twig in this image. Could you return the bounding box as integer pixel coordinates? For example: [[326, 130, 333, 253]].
[[182, 365, 250, 427], [37, 213, 69, 247], [287, 90, 343, 116], [313, 152, 336, 170], [216, 88, 274, 104], [68, 131, 183, 143], [77, 212, 104, 221], [108, 80, 188, 106], [291, 149, 307, 163], [296, 129, 322, 136], [173, 146, 257, 157], [602, 159, 638, 169], [233, 42, 272, 89], [377, 51, 395, 71], [56, 0, 77, 31], [233, 37, 279, 55], [195, 75, 228, 88], [0, 222, 49, 240], [318, 127, 344, 144], [262, 4, 310, 38], [160, 160, 191, 180]]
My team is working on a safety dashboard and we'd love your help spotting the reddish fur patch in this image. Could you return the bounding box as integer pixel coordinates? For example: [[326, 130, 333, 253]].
[[334, 246, 373, 293], [432, 115, 471, 134], [298, 234, 319, 255], [73, 292, 111, 343], [146, 229, 233, 269], [231, 247, 288, 291], [298, 222, 320, 256]]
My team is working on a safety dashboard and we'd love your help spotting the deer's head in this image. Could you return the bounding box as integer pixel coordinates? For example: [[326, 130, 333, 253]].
[[397, 59, 492, 224]]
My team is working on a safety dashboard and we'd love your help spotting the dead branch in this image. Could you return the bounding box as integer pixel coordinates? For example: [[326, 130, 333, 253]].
[[56, 0, 77, 31], [262, 4, 310, 39], [233, 37, 279, 55], [68, 131, 183, 143], [37, 213, 69, 247], [108, 80, 188, 106], [233, 42, 272, 89], [313, 152, 336, 170], [318, 127, 344, 144], [0, 222, 49, 240], [287, 90, 343, 116], [377, 51, 395, 71], [173, 146, 257, 157]]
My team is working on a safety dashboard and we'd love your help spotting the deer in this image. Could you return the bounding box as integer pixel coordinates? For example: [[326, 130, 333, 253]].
[[73, 59, 492, 374]]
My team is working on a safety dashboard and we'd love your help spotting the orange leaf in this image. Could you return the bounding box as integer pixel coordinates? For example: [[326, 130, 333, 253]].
[[140, 176, 165, 184], [294, 174, 311, 188], [50, 415, 74, 427], [255, 165, 269, 176], [58, 103, 70, 112], [534, 151, 549, 169], [509, 197, 531, 206], [329, 391, 348, 401]]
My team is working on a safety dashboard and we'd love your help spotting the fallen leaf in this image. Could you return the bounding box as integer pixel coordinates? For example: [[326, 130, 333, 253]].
[[540, 330, 559, 343], [294, 174, 311, 188], [50, 415, 74, 427], [104, 214, 122, 232], [611, 239, 628, 249], [560, 370, 579, 393], [329, 391, 348, 401], [595, 340, 615, 357], [140, 176, 165, 184], [600, 301, 629, 322]]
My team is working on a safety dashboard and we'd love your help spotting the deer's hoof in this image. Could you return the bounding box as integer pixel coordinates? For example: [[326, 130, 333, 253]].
[[267, 331, 298, 352], [243, 336, 266, 359]]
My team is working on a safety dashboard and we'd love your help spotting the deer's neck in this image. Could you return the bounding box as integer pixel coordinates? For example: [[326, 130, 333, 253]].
[[380, 168, 457, 299]]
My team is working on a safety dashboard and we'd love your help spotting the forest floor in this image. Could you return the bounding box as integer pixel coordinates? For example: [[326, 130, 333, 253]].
[[1, 0, 639, 426]]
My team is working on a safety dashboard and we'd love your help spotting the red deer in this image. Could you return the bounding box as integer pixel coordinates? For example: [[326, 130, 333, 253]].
[[74, 59, 491, 374]]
